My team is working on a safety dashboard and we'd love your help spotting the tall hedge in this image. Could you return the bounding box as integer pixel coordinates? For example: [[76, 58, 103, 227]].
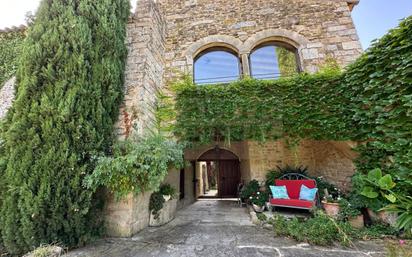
[[0, 0, 130, 254]]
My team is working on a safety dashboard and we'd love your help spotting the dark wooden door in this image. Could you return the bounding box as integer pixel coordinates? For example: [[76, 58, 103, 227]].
[[218, 160, 240, 198]]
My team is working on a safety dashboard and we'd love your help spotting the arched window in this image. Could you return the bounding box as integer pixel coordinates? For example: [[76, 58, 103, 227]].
[[194, 48, 241, 85], [250, 43, 299, 80]]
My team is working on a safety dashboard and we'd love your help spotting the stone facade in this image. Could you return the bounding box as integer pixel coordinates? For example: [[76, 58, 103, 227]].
[[109, 0, 364, 237]]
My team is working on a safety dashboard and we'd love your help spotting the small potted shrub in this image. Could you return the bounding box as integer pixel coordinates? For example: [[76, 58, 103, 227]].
[[159, 184, 176, 202], [240, 180, 260, 204], [250, 190, 269, 213], [322, 188, 343, 218], [149, 191, 165, 219], [338, 198, 364, 229]]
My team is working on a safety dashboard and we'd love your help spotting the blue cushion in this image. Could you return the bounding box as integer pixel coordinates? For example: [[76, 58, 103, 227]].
[[299, 184, 318, 201], [270, 185, 289, 199]]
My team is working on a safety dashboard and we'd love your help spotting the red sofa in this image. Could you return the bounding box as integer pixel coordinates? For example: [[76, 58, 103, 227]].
[[269, 179, 318, 210]]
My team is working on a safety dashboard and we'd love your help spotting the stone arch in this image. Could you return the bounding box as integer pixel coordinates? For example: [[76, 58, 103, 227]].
[[195, 146, 241, 162], [185, 35, 243, 65], [241, 29, 310, 53], [242, 29, 311, 72]]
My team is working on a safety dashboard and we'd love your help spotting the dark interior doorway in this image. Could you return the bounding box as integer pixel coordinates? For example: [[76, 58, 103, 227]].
[[196, 147, 240, 198]]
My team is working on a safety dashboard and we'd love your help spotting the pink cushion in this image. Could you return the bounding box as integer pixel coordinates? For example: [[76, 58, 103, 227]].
[[270, 198, 314, 209], [275, 179, 316, 199]]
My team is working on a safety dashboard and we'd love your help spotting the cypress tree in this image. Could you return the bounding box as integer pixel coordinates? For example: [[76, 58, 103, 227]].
[[0, 0, 130, 254]]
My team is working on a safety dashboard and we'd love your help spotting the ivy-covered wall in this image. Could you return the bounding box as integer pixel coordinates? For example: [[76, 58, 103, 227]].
[[0, 30, 25, 88], [174, 16, 412, 181]]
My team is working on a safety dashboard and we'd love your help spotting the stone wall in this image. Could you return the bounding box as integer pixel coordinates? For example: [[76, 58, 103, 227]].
[[107, 0, 363, 236], [246, 140, 357, 190], [185, 139, 357, 191], [157, 0, 362, 80], [116, 0, 166, 138]]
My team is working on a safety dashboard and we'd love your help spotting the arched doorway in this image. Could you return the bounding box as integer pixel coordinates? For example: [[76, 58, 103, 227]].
[[196, 146, 241, 198]]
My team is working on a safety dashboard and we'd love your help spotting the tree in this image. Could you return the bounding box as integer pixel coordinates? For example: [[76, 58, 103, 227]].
[[0, 0, 130, 254]]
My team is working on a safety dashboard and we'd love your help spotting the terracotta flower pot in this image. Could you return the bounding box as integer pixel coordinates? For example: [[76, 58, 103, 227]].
[[322, 201, 340, 218], [252, 204, 265, 213], [348, 214, 364, 229]]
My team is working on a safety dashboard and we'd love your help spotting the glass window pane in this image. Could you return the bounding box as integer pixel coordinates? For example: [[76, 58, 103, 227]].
[[250, 45, 298, 80], [194, 50, 240, 84]]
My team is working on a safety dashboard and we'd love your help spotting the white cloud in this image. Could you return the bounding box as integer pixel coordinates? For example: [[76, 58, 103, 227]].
[[0, 0, 41, 29], [0, 0, 138, 29]]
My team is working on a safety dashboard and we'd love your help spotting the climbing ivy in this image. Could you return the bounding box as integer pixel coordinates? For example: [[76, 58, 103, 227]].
[[173, 16, 412, 185], [0, 30, 25, 88], [174, 70, 350, 144]]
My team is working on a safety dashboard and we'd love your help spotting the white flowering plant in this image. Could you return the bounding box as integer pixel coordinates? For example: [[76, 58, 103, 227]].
[[249, 190, 269, 207], [322, 187, 343, 203]]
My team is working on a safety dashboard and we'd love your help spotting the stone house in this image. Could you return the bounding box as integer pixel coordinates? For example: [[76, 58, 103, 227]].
[[0, 0, 363, 237], [108, 0, 363, 237]]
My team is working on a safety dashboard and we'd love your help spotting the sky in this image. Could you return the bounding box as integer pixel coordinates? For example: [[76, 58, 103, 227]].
[[0, 0, 411, 49]]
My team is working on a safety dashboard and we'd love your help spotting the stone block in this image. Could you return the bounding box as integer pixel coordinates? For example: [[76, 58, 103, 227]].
[[149, 198, 178, 227], [342, 41, 361, 50]]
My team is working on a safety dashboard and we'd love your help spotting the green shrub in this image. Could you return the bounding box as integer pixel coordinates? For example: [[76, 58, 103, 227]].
[[338, 198, 362, 221], [265, 169, 281, 189], [240, 180, 260, 200], [0, 0, 130, 254], [359, 222, 400, 239], [159, 184, 177, 198], [149, 192, 165, 220], [250, 190, 269, 207], [0, 30, 25, 87], [270, 212, 354, 246], [84, 135, 184, 200]]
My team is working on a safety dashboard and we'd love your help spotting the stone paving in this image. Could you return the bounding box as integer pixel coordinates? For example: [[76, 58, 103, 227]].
[[64, 200, 386, 257]]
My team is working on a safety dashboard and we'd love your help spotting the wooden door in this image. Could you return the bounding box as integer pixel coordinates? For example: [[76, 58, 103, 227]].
[[218, 160, 240, 198]]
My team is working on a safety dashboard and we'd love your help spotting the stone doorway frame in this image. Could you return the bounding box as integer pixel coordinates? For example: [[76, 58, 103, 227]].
[[194, 146, 241, 199]]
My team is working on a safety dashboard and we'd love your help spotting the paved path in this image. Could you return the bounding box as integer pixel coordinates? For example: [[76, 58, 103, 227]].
[[65, 200, 385, 257]]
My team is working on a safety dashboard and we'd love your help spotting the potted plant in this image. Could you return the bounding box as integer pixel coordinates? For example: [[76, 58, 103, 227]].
[[322, 188, 343, 218], [149, 191, 165, 220], [159, 184, 176, 202], [250, 190, 269, 213], [240, 180, 260, 204], [338, 198, 364, 228]]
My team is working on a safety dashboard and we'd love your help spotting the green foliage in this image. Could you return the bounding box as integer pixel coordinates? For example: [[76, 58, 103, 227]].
[[358, 169, 412, 231], [0, 30, 25, 87], [149, 191, 165, 220], [358, 222, 399, 239], [159, 183, 176, 198], [250, 190, 269, 207], [256, 213, 268, 222], [240, 180, 260, 200], [0, 0, 130, 254], [174, 71, 345, 143], [338, 198, 362, 220], [270, 211, 354, 246], [276, 47, 299, 77], [265, 169, 281, 189], [84, 135, 184, 200], [314, 176, 340, 200], [173, 16, 412, 231], [154, 91, 176, 136]]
